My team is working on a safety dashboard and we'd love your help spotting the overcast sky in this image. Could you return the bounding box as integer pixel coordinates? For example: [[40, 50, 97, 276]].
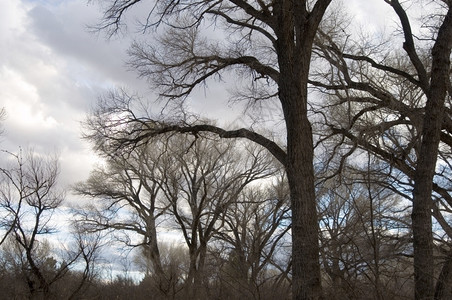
[[0, 0, 393, 194], [1, 1, 131, 187]]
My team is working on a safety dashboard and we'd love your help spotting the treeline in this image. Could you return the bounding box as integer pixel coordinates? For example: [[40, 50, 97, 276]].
[[1, 136, 415, 299]]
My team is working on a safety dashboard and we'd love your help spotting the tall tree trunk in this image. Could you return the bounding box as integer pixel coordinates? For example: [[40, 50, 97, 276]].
[[412, 7, 452, 300], [273, 2, 331, 299], [286, 113, 321, 300], [144, 218, 171, 296], [186, 246, 198, 299], [279, 52, 321, 299], [195, 244, 207, 299], [147, 241, 170, 296]]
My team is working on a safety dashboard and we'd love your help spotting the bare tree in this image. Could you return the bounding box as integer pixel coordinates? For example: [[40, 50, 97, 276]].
[[75, 131, 275, 299], [89, 1, 334, 297], [134, 242, 189, 298], [0, 149, 101, 299], [155, 135, 276, 299], [65, 226, 104, 300], [214, 172, 291, 300], [0, 150, 65, 298], [310, 1, 452, 298], [317, 165, 412, 300], [73, 139, 174, 298]]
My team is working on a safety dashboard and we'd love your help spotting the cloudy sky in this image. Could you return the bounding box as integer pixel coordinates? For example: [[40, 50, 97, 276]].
[[0, 0, 252, 191], [1, 1, 135, 187], [0, 0, 392, 193]]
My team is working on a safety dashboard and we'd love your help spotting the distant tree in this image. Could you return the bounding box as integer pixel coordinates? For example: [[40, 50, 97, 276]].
[[0, 150, 102, 299], [142, 135, 275, 299], [135, 242, 189, 299], [318, 168, 412, 299], [214, 173, 291, 300], [75, 132, 275, 299], [73, 139, 174, 298]]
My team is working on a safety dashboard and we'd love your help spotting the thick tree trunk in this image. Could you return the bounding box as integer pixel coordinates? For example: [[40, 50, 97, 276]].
[[279, 52, 322, 299], [273, 2, 330, 299], [411, 7, 452, 300], [286, 112, 321, 300], [185, 244, 208, 300], [412, 163, 435, 300], [195, 244, 208, 299]]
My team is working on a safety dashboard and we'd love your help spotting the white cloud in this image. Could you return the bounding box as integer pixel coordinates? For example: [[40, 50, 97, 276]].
[[0, 1, 29, 39], [346, 0, 395, 32]]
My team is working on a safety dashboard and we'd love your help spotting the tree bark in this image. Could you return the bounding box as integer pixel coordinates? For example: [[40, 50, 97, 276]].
[[277, 37, 321, 299], [273, 1, 331, 298], [285, 109, 321, 300], [412, 6, 452, 300]]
